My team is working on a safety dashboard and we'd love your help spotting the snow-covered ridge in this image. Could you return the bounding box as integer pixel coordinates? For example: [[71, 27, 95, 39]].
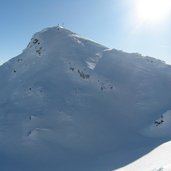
[[0, 26, 171, 171], [25, 26, 166, 65]]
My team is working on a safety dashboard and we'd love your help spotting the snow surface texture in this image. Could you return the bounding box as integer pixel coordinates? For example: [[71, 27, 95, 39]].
[[114, 141, 171, 171], [0, 26, 171, 171]]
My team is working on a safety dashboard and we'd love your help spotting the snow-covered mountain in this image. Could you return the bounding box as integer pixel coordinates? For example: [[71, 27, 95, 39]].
[[0, 26, 171, 171]]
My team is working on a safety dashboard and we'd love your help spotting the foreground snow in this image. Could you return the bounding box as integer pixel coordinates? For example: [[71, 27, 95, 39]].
[[114, 141, 171, 171]]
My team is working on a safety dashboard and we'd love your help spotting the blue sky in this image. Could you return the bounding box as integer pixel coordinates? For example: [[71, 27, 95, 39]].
[[0, 0, 171, 64]]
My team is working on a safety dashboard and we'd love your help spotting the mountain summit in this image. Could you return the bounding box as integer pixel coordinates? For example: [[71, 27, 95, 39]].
[[0, 26, 171, 171]]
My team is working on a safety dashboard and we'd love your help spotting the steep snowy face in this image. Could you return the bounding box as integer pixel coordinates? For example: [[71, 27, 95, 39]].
[[0, 26, 171, 171], [0, 26, 107, 149]]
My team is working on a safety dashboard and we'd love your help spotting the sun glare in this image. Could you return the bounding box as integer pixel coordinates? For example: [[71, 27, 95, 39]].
[[136, 0, 171, 22]]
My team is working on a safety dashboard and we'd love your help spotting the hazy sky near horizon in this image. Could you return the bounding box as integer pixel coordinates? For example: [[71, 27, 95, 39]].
[[0, 0, 171, 64]]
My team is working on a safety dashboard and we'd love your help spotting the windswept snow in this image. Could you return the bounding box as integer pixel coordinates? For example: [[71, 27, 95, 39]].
[[0, 26, 171, 171]]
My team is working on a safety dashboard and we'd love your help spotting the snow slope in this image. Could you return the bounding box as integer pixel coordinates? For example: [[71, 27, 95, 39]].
[[0, 26, 171, 171], [114, 140, 171, 171]]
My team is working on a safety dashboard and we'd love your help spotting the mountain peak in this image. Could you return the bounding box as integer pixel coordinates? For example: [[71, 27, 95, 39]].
[[25, 26, 75, 56], [33, 26, 75, 39], [24, 26, 106, 58]]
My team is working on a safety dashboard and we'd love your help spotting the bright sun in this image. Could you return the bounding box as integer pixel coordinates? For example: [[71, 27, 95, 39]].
[[136, 0, 171, 22]]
